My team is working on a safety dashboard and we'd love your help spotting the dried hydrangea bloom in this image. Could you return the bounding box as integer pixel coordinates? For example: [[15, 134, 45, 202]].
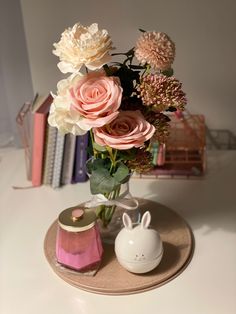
[[135, 31, 175, 71], [126, 150, 153, 173], [53, 23, 113, 73], [145, 112, 170, 143], [136, 74, 187, 112]]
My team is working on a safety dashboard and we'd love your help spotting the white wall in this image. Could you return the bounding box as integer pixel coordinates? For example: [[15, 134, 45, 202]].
[[20, 0, 236, 134], [0, 0, 33, 146]]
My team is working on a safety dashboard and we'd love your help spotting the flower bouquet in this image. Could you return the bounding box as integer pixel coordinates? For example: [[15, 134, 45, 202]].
[[48, 22, 186, 228]]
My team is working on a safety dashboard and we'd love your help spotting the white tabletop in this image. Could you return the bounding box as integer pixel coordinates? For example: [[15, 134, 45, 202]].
[[1, 148, 236, 314]]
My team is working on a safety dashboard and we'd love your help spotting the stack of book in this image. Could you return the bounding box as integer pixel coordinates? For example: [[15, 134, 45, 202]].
[[17, 94, 90, 188]]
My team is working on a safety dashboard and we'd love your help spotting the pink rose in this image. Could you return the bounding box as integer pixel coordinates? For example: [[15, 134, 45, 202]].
[[69, 72, 122, 129], [93, 110, 156, 150]]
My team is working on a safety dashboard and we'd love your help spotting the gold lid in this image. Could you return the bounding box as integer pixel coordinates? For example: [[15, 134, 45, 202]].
[[58, 206, 97, 232]]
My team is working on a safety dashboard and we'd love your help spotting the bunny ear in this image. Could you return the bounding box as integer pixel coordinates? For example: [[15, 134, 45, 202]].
[[122, 213, 133, 230], [141, 211, 151, 229]]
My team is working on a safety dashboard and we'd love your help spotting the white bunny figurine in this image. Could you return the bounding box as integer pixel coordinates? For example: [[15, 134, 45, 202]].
[[115, 211, 163, 274]]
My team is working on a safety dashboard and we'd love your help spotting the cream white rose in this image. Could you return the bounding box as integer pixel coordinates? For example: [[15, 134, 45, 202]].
[[53, 23, 113, 73]]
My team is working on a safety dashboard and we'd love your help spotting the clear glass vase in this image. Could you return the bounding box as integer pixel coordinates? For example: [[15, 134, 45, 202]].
[[85, 178, 140, 244]]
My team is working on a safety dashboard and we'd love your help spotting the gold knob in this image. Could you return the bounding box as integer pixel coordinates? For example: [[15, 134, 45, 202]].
[[71, 208, 84, 222]]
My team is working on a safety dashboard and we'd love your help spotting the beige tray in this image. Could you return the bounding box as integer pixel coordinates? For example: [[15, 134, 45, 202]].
[[44, 199, 194, 295]]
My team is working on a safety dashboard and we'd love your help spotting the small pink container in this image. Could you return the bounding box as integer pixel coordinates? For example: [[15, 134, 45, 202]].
[[56, 207, 103, 271]]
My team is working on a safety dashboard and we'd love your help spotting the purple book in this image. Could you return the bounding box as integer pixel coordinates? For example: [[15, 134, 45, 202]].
[[72, 133, 89, 183]]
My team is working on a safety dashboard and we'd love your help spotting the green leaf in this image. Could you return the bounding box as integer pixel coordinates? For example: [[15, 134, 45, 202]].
[[113, 163, 130, 183], [89, 161, 131, 194], [93, 142, 107, 152], [86, 158, 110, 174], [90, 168, 116, 194], [102, 64, 113, 76], [114, 66, 139, 96]]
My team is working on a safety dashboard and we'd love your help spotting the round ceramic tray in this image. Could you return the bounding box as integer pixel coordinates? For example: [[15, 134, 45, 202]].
[[44, 199, 194, 295]]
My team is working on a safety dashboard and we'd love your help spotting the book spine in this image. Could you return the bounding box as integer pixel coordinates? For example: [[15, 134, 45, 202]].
[[51, 132, 65, 189], [61, 133, 76, 185], [42, 125, 58, 185], [72, 133, 89, 183], [16, 101, 33, 181], [31, 114, 47, 186], [31, 94, 53, 187]]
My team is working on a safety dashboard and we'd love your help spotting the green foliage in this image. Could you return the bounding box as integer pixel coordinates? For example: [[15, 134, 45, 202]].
[[103, 64, 113, 76], [114, 66, 140, 96], [93, 142, 107, 152], [89, 159, 130, 194], [86, 158, 110, 174], [90, 167, 117, 194], [113, 162, 130, 183]]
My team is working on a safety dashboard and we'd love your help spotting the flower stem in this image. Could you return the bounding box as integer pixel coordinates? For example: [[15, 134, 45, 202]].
[[90, 129, 98, 158], [107, 147, 117, 173]]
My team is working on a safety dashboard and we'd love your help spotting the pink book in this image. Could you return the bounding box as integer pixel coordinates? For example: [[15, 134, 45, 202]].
[[31, 94, 53, 186]]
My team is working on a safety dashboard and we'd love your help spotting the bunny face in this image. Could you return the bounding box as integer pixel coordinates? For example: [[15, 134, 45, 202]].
[[115, 211, 163, 274]]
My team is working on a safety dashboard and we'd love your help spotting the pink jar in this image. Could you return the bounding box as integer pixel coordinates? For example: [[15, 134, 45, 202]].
[[56, 207, 103, 271]]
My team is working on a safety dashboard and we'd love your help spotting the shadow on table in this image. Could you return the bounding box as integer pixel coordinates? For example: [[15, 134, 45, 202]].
[[141, 152, 236, 234]]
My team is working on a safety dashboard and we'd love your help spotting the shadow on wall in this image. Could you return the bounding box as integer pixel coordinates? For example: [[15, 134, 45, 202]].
[[206, 128, 236, 150]]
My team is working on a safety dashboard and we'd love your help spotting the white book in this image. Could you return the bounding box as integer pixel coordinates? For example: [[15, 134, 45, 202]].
[[51, 132, 65, 189], [43, 125, 58, 185], [61, 133, 76, 185]]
